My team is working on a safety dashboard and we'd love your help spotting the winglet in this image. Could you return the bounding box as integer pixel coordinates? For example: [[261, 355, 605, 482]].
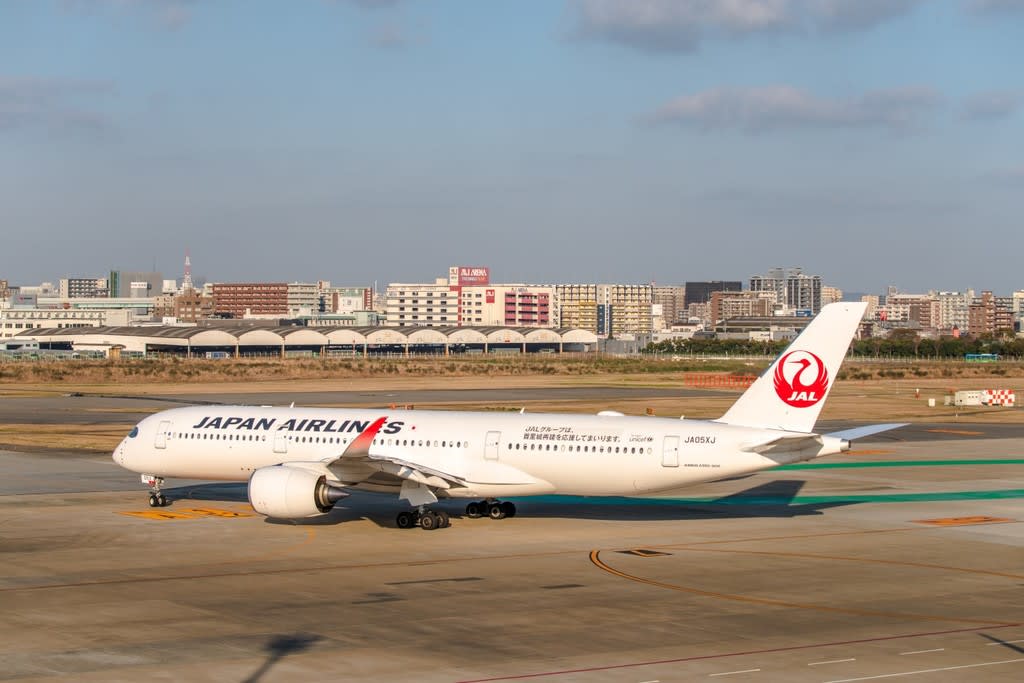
[[339, 416, 388, 460]]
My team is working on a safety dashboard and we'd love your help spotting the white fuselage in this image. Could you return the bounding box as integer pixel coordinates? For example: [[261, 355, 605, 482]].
[[114, 406, 843, 498]]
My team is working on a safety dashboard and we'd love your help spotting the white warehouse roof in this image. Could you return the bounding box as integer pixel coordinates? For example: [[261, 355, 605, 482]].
[[15, 325, 598, 354]]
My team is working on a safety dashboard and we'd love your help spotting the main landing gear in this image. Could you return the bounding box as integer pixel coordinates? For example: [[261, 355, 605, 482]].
[[396, 507, 451, 531], [394, 500, 517, 530], [143, 475, 169, 507], [465, 500, 516, 520]]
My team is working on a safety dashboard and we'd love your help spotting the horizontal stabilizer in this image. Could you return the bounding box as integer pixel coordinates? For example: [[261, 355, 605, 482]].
[[740, 433, 823, 454], [824, 423, 907, 442]]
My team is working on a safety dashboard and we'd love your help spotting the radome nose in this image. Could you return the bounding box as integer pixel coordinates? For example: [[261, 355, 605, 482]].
[[113, 439, 126, 466]]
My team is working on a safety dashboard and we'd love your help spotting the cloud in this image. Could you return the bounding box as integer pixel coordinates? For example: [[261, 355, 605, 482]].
[[570, 0, 922, 53], [330, 0, 404, 8], [0, 77, 115, 135], [984, 165, 1024, 185], [961, 90, 1021, 120], [368, 21, 426, 49], [967, 0, 1024, 14], [649, 85, 940, 132], [60, 0, 195, 30]]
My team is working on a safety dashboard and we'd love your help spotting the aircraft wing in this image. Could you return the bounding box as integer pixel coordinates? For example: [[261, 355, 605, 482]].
[[320, 416, 548, 505]]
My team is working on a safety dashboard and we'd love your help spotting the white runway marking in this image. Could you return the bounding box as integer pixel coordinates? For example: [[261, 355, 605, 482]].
[[898, 648, 944, 655], [987, 639, 1024, 645], [823, 657, 1024, 682], [709, 669, 760, 677], [808, 658, 856, 666]]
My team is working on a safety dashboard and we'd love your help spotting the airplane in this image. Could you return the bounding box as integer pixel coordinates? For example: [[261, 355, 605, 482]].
[[112, 302, 903, 530]]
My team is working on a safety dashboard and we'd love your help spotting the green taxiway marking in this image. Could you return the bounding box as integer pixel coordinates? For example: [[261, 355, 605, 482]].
[[712, 490, 1024, 505], [520, 489, 1024, 506], [779, 459, 1024, 470]]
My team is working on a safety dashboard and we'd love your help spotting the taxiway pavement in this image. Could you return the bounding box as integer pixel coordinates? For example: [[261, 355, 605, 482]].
[[1, 424, 1022, 681]]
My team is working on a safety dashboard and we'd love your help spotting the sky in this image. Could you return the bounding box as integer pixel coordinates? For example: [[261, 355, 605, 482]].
[[2, 0, 1022, 295]]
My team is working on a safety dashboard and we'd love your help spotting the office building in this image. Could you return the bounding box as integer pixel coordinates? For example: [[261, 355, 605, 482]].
[[556, 284, 653, 337], [710, 290, 775, 325], [684, 281, 741, 308], [109, 271, 163, 299], [210, 283, 289, 318], [652, 286, 687, 327], [749, 267, 822, 313]]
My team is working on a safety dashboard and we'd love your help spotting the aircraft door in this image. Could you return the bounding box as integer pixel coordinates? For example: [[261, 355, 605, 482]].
[[273, 432, 288, 454], [484, 431, 501, 461], [661, 435, 680, 467], [154, 421, 172, 450]]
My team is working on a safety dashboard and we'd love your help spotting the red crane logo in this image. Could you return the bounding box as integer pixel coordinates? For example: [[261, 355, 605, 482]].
[[773, 351, 829, 408]]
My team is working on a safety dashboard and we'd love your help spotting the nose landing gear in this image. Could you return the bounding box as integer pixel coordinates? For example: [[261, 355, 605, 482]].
[[142, 475, 169, 507]]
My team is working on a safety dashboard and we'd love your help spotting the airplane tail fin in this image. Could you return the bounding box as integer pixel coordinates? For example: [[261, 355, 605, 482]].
[[715, 302, 867, 433]]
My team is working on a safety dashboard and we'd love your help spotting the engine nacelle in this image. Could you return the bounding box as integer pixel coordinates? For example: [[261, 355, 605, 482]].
[[248, 465, 347, 519]]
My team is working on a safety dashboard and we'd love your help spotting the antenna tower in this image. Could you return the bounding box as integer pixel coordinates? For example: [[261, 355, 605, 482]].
[[182, 250, 194, 292]]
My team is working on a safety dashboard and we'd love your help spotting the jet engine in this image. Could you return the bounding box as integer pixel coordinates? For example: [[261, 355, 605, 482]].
[[248, 465, 348, 519]]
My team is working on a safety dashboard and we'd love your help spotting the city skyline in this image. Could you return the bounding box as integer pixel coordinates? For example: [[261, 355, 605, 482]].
[[9, 259, 1024, 300], [3, 1, 1023, 292]]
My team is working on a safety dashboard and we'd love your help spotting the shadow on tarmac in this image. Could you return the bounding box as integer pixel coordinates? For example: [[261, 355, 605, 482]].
[[980, 632, 1024, 655], [161, 479, 852, 528], [241, 632, 324, 683]]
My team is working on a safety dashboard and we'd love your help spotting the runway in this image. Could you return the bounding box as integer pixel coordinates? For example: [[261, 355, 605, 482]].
[[1, 427, 1022, 681], [0, 387, 726, 426]]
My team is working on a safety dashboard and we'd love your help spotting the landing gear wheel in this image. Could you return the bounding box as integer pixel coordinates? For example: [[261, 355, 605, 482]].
[[465, 502, 482, 518], [396, 511, 417, 529], [420, 511, 439, 530], [487, 502, 506, 520], [436, 510, 451, 528], [501, 501, 516, 518], [143, 476, 167, 508]]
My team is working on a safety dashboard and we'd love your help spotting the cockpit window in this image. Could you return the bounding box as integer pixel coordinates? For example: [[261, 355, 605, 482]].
[[128, 426, 139, 438]]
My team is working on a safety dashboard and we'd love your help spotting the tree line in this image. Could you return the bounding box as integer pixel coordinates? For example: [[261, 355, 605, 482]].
[[646, 330, 1024, 359]]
